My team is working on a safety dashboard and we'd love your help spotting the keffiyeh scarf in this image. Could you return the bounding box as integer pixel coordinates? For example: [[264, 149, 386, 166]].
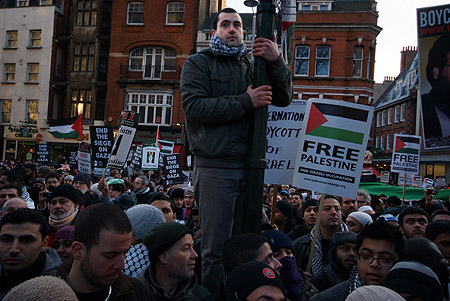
[[209, 35, 247, 59]]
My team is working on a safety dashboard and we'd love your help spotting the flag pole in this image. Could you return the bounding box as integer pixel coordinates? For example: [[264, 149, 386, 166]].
[[270, 185, 278, 227], [402, 173, 406, 205], [306, 194, 325, 274]]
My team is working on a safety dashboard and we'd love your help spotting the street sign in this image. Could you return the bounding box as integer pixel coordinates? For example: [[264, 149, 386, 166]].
[[142, 145, 159, 170], [391, 134, 421, 175], [292, 98, 373, 199]]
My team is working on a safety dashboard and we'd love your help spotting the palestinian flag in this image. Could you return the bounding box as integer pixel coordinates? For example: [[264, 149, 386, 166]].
[[305, 103, 369, 144], [48, 115, 83, 139], [394, 136, 420, 155]]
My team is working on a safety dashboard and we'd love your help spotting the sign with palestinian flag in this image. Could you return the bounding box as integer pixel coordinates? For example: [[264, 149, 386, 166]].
[[391, 134, 421, 174], [48, 115, 83, 139], [292, 99, 373, 199]]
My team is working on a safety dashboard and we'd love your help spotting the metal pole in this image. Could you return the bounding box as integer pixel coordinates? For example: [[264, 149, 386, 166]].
[[241, 0, 276, 234]]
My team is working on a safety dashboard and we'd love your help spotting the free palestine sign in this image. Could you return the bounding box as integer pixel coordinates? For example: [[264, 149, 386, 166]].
[[391, 134, 421, 175], [292, 99, 373, 199]]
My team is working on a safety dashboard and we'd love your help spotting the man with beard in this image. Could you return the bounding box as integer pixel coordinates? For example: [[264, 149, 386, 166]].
[[311, 232, 357, 292], [57, 202, 151, 300], [45, 172, 60, 192], [0, 209, 61, 298], [140, 222, 210, 300], [312, 220, 404, 301], [422, 33, 450, 140], [294, 195, 348, 279], [132, 175, 154, 204], [47, 184, 80, 247], [341, 198, 357, 223]]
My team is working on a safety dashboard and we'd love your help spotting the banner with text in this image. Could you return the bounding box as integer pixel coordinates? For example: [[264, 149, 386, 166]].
[[90, 126, 113, 168], [162, 153, 184, 185], [292, 99, 373, 199], [107, 111, 139, 169], [390, 134, 421, 175], [77, 143, 91, 174], [35, 144, 51, 165], [142, 145, 160, 170], [265, 100, 306, 184], [129, 145, 143, 170]]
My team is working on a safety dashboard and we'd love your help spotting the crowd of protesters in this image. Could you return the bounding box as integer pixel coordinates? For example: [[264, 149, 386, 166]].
[[0, 158, 449, 300]]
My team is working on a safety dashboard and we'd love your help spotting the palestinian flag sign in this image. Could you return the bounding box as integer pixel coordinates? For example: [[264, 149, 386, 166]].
[[293, 98, 373, 199], [391, 134, 421, 175], [49, 115, 83, 139]]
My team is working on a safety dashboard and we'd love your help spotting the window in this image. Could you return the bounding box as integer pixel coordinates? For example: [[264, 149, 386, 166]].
[[367, 48, 373, 78], [381, 110, 386, 126], [73, 43, 95, 72], [353, 46, 363, 77], [0, 100, 12, 123], [127, 2, 144, 24], [26, 99, 38, 124], [129, 47, 177, 79], [166, 2, 184, 25], [40, 0, 52, 4], [387, 108, 392, 125], [4, 64, 15, 82], [6, 31, 18, 48], [27, 63, 39, 81], [375, 136, 380, 149], [127, 91, 173, 125], [380, 135, 385, 150], [386, 133, 391, 150], [315, 45, 330, 76], [376, 112, 380, 128], [29, 30, 41, 47], [17, 0, 28, 6], [294, 46, 309, 76], [71, 89, 91, 119], [76, 0, 97, 26], [394, 105, 399, 123], [400, 104, 406, 121]]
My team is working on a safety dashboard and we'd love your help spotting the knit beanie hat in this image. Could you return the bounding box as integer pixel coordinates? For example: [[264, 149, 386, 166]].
[[302, 199, 317, 216], [226, 261, 285, 301], [331, 231, 357, 248], [49, 184, 80, 204], [348, 212, 373, 226], [126, 204, 166, 240], [384, 261, 443, 301], [3, 276, 78, 301], [262, 230, 295, 255], [346, 285, 405, 301], [53, 225, 75, 243], [276, 201, 294, 220], [358, 205, 375, 215], [73, 172, 92, 186], [64, 175, 74, 181], [169, 188, 184, 200], [143, 222, 191, 263], [184, 188, 194, 197], [107, 178, 124, 185]]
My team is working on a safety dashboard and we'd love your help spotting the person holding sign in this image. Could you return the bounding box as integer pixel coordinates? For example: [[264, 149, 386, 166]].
[[181, 7, 292, 292]]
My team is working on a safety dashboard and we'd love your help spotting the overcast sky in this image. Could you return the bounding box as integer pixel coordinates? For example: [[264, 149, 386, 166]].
[[227, 0, 450, 83]]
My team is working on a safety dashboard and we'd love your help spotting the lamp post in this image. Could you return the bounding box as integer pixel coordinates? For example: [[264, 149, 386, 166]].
[[244, 0, 257, 61], [241, 0, 276, 234]]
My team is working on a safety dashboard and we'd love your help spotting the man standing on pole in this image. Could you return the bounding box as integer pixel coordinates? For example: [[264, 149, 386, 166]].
[[181, 7, 292, 293]]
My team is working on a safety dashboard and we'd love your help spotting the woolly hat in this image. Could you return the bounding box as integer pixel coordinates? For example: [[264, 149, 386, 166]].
[[184, 188, 194, 197], [345, 285, 405, 301], [3, 276, 78, 301], [143, 222, 191, 263], [49, 184, 79, 204], [73, 172, 92, 186], [107, 178, 124, 185], [169, 188, 184, 200], [276, 201, 294, 220], [53, 225, 75, 243], [377, 214, 399, 223], [331, 231, 357, 248], [302, 199, 317, 216], [348, 212, 373, 226], [90, 183, 102, 197], [226, 261, 285, 301], [126, 204, 166, 240], [262, 230, 295, 254], [64, 175, 74, 181], [384, 261, 443, 301], [358, 205, 375, 215]]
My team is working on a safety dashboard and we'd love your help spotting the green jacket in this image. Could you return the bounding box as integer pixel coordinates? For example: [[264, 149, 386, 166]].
[[181, 48, 292, 168]]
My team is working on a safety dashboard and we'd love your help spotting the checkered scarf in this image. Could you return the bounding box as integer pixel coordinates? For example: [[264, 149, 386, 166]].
[[209, 34, 247, 59], [348, 265, 364, 294]]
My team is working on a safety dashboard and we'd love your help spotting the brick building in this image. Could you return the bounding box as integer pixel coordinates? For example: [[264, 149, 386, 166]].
[[293, 0, 380, 105]]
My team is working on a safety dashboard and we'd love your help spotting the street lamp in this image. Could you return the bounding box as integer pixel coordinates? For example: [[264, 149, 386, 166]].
[[244, 0, 258, 61]]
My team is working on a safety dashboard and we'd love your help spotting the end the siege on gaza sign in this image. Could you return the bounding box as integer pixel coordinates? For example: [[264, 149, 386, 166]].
[[292, 98, 373, 199]]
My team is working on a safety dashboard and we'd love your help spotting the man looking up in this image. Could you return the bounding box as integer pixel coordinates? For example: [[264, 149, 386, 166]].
[[398, 206, 429, 238], [181, 7, 292, 291]]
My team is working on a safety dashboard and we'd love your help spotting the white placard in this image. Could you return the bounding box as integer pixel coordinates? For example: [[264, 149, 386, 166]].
[[391, 134, 421, 175]]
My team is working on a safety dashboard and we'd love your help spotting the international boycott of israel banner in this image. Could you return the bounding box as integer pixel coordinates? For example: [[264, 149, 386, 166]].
[[292, 99, 373, 199]]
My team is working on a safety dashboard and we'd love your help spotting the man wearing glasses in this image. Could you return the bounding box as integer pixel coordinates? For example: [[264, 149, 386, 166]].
[[312, 219, 405, 301]]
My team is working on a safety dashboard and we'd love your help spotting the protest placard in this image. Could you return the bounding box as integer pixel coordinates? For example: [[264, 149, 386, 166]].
[[391, 134, 421, 175], [107, 111, 139, 169], [292, 99, 373, 199], [90, 126, 113, 168], [380, 171, 390, 184], [265, 100, 306, 184], [142, 145, 159, 170], [77, 143, 91, 174], [162, 153, 183, 185], [35, 144, 50, 164], [129, 145, 143, 170]]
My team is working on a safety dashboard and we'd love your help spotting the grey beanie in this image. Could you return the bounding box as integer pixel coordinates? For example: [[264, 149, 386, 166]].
[[345, 285, 405, 301], [3, 276, 78, 301], [348, 211, 373, 226], [125, 204, 166, 240]]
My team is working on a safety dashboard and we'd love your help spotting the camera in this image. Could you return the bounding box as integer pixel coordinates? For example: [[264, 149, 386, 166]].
[[426, 188, 437, 195], [43, 191, 51, 198]]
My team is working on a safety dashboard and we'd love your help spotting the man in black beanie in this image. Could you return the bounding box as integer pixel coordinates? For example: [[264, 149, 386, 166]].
[[73, 172, 110, 207], [140, 222, 210, 300]]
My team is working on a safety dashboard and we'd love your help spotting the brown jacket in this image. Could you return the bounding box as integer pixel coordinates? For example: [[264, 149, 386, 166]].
[[57, 259, 152, 300]]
